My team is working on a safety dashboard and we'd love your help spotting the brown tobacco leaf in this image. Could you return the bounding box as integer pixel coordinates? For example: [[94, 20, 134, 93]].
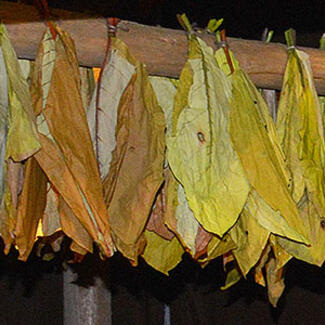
[[146, 184, 174, 241], [103, 40, 165, 263], [15, 157, 48, 261], [266, 257, 285, 307], [194, 225, 213, 260], [6, 159, 24, 210], [164, 167, 213, 259], [29, 25, 113, 257], [58, 195, 93, 254]]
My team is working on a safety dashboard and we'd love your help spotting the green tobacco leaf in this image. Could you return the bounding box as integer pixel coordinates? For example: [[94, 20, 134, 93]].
[[207, 18, 223, 33]]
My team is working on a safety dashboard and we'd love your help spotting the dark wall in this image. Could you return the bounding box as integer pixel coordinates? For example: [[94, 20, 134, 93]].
[[111, 255, 325, 325], [15, 0, 325, 47], [0, 250, 63, 325], [1, 250, 325, 324]]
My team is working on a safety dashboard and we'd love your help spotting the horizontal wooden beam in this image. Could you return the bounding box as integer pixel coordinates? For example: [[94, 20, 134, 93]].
[[2, 1, 325, 94]]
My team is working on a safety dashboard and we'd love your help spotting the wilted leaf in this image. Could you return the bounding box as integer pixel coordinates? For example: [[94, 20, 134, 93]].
[[167, 35, 249, 236], [87, 42, 135, 179], [102, 38, 165, 263], [15, 157, 48, 261], [214, 47, 308, 245], [276, 44, 325, 266], [142, 230, 184, 275], [29, 25, 113, 258], [151, 76, 214, 259], [0, 24, 41, 254]]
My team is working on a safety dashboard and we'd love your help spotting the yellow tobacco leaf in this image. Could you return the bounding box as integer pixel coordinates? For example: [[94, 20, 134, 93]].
[[0, 24, 40, 162], [214, 48, 308, 245], [229, 191, 269, 277], [151, 77, 216, 260], [276, 46, 325, 266], [142, 230, 184, 275], [102, 38, 165, 263], [167, 35, 250, 236], [198, 234, 236, 266], [221, 266, 242, 290], [0, 24, 40, 254]]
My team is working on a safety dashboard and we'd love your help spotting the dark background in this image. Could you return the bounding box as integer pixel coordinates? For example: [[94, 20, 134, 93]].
[[47, 0, 325, 47], [2, 1, 325, 324]]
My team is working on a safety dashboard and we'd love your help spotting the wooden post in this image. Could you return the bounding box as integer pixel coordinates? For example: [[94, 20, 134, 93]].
[[262, 89, 278, 121], [63, 266, 112, 325]]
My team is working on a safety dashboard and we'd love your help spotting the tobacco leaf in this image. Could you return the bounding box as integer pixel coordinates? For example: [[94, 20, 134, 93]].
[[146, 182, 174, 241], [79, 67, 95, 110], [102, 38, 165, 263], [0, 24, 41, 254], [0, 24, 40, 161], [198, 234, 236, 267], [167, 36, 250, 236], [29, 25, 113, 257], [213, 48, 309, 245], [276, 47, 325, 266], [141, 230, 184, 275], [15, 157, 48, 261], [150, 76, 214, 259], [87, 40, 135, 180], [229, 191, 270, 277]]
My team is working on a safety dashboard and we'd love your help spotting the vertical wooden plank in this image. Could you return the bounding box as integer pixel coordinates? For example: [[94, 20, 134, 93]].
[[262, 89, 278, 121], [63, 266, 112, 325]]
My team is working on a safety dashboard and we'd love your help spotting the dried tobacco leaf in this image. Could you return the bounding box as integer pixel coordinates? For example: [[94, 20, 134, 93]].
[[150, 76, 218, 261], [167, 35, 250, 237], [214, 47, 308, 245], [146, 182, 174, 241], [141, 229, 183, 275], [22, 25, 113, 259], [0, 24, 41, 254], [15, 157, 47, 260], [276, 33, 325, 266], [87, 41, 135, 180], [102, 38, 165, 263]]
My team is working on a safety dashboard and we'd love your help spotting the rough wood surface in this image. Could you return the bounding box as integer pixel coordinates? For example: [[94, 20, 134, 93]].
[[63, 267, 112, 325], [2, 1, 325, 94]]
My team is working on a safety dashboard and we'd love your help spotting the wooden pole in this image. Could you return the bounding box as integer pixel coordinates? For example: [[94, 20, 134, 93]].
[[2, 1, 325, 94], [63, 266, 112, 325]]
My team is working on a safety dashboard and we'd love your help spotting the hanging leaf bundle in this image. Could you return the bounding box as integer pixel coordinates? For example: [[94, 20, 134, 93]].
[[87, 34, 166, 264], [167, 15, 250, 238], [2, 9, 325, 307], [213, 34, 311, 305], [0, 23, 41, 254], [136, 16, 310, 293], [14, 24, 114, 260], [275, 29, 325, 268], [149, 75, 235, 271]]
